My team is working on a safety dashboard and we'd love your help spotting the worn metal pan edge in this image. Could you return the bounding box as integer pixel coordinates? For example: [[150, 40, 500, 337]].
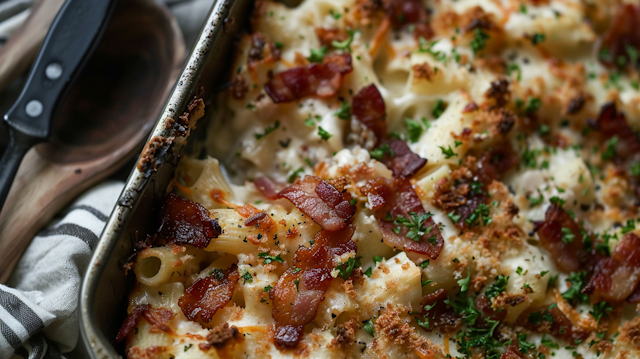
[[78, 0, 248, 357]]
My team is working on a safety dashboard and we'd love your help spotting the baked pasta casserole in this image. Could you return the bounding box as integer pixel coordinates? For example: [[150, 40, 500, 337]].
[[118, 0, 640, 358]]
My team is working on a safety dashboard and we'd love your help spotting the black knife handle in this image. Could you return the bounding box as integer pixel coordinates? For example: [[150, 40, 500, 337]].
[[0, 129, 39, 212], [4, 0, 118, 138]]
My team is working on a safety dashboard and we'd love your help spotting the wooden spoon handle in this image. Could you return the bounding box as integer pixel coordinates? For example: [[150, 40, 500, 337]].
[[0, 147, 135, 283], [0, 0, 65, 92]]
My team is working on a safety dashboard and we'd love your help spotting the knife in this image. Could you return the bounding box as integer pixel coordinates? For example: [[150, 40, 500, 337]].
[[0, 0, 117, 214]]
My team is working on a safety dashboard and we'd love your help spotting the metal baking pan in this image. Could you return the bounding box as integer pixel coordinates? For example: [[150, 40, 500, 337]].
[[79, 0, 254, 356]]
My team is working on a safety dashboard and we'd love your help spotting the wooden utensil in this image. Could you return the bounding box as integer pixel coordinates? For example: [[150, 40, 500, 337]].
[[0, 0, 185, 282]]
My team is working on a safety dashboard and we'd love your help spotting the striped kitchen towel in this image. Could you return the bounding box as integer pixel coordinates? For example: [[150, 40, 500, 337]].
[[0, 181, 124, 359]]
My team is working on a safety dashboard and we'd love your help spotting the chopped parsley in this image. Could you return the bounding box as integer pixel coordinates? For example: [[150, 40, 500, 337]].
[[254, 121, 280, 139], [621, 219, 636, 234], [601, 136, 618, 161], [263, 285, 273, 292], [307, 46, 326, 63], [589, 302, 612, 323], [561, 271, 589, 305], [329, 9, 341, 19], [530, 33, 546, 45], [549, 196, 566, 207], [393, 212, 435, 241], [241, 270, 253, 284], [561, 227, 575, 245], [524, 97, 542, 115], [465, 203, 492, 227], [318, 126, 332, 140], [507, 63, 522, 81], [370, 143, 395, 160], [432, 99, 446, 118], [529, 191, 544, 207], [288, 168, 304, 183], [485, 274, 509, 299], [470, 28, 490, 54], [210, 268, 224, 280], [363, 318, 375, 337], [336, 257, 361, 280], [420, 259, 430, 268], [332, 29, 355, 51], [521, 147, 540, 168], [448, 211, 461, 223], [259, 252, 284, 264], [406, 118, 424, 143], [458, 268, 471, 292], [335, 101, 351, 119], [541, 336, 560, 349], [439, 145, 457, 158], [630, 162, 640, 176], [518, 333, 536, 354]]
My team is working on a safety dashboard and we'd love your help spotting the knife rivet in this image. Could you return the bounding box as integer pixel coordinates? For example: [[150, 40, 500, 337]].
[[25, 100, 43, 117], [45, 63, 63, 80]]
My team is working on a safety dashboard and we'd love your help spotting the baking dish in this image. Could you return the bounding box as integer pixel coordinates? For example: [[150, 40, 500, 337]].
[[79, 0, 254, 356]]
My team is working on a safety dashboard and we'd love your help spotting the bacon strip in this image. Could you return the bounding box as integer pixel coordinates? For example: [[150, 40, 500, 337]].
[[352, 84, 428, 177], [271, 225, 356, 348], [598, 4, 640, 69], [595, 102, 640, 160], [385, 0, 433, 39], [361, 177, 444, 258], [116, 304, 150, 342], [265, 54, 353, 103], [417, 289, 460, 333], [379, 139, 427, 178], [280, 175, 355, 232], [352, 83, 387, 140], [159, 193, 221, 249], [533, 204, 590, 273], [178, 265, 239, 323], [254, 176, 283, 200], [583, 233, 640, 303]]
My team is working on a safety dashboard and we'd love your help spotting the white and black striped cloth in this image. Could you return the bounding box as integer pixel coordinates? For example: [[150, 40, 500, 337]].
[[0, 181, 124, 359]]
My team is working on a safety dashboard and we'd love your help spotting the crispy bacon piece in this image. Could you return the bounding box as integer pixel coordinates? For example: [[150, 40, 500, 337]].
[[178, 265, 239, 323], [254, 176, 283, 200], [315, 28, 348, 47], [595, 102, 640, 160], [352, 83, 387, 140], [159, 193, 221, 249], [385, 0, 433, 39], [361, 177, 444, 258], [353, 84, 428, 176], [265, 54, 353, 103], [271, 226, 357, 348], [280, 175, 355, 232], [116, 304, 150, 342], [418, 289, 460, 333], [378, 139, 427, 178], [115, 304, 176, 343], [598, 4, 640, 69], [583, 233, 640, 303], [533, 204, 590, 273]]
